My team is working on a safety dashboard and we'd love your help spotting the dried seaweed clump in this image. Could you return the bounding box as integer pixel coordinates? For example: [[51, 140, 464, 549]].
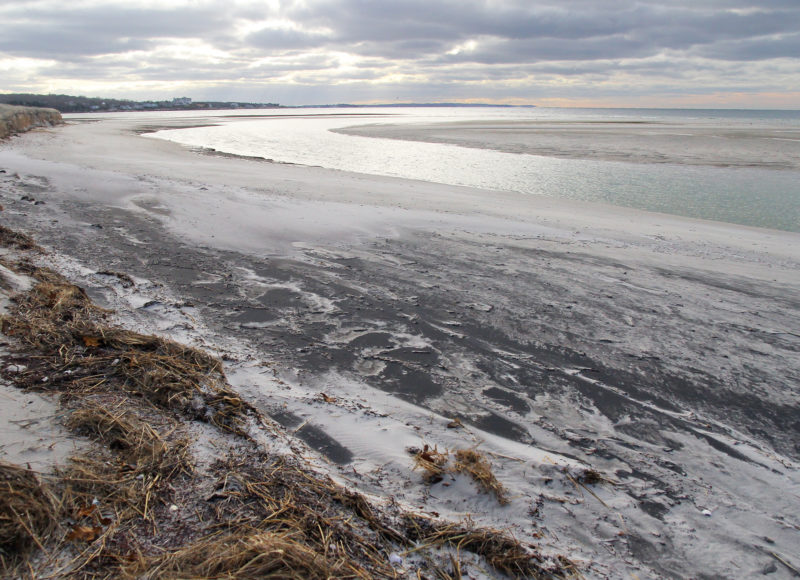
[[0, 224, 41, 251], [1, 272, 257, 437], [0, 461, 57, 567], [51, 403, 194, 566], [453, 448, 510, 505], [0, 279, 99, 350], [403, 516, 567, 579], [169, 452, 568, 579], [573, 467, 613, 486], [66, 401, 189, 477], [143, 530, 340, 580], [411, 444, 449, 484], [183, 454, 400, 578], [106, 332, 248, 434], [410, 445, 509, 504]]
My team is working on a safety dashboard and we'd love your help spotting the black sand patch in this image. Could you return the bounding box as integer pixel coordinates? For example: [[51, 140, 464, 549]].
[[269, 409, 354, 464], [482, 386, 531, 414]]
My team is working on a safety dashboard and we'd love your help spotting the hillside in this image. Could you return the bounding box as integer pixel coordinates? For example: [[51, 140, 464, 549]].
[[0, 104, 63, 139]]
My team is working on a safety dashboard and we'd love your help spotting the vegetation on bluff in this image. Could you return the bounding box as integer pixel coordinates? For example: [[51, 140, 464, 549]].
[[0, 103, 63, 139]]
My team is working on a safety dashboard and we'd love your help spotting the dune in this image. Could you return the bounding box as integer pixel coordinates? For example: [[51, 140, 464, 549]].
[[0, 104, 62, 140]]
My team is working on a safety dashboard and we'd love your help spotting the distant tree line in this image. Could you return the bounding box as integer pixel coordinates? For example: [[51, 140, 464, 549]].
[[0, 93, 280, 113]]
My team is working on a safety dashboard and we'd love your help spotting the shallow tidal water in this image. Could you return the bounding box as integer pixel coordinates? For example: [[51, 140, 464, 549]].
[[146, 106, 800, 232]]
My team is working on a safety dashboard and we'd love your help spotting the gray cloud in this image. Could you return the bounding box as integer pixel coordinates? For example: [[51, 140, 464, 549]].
[[0, 0, 798, 105], [285, 1, 800, 59], [245, 28, 331, 52], [696, 32, 800, 61], [0, 4, 233, 58]]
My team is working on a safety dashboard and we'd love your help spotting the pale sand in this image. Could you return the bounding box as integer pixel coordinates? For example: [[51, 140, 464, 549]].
[[6, 115, 800, 275], [335, 118, 800, 169], [1, 113, 799, 578]]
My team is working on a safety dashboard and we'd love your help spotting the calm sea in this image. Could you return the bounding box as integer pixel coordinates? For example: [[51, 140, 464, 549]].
[[143, 107, 800, 233]]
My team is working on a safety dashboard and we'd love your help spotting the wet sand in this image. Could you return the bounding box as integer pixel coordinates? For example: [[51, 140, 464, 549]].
[[336, 118, 800, 169], [1, 114, 799, 578]]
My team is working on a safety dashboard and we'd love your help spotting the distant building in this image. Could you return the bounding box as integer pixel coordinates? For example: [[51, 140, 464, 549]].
[[172, 97, 192, 106]]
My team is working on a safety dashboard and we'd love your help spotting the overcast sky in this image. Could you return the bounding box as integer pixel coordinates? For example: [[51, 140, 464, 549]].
[[2, 0, 799, 107]]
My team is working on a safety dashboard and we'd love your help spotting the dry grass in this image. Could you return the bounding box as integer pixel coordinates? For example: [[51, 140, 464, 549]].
[[411, 444, 449, 484], [66, 400, 191, 479], [68, 404, 164, 463], [0, 461, 57, 570], [0, 225, 42, 251], [141, 530, 340, 579], [411, 445, 509, 505], [147, 452, 567, 579], [38, 397, 195, 577], [0, 277, 104, 350], [403, 516, 562, 579], [191, 453, 401, 578], [453, 449, 510, 505], [573, 467, 614, 486], [1, 269, 258, 437]]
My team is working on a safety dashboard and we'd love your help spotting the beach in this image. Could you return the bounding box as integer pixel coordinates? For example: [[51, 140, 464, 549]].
[[2, 113, 799, 578], [334, 115, 800, 169]]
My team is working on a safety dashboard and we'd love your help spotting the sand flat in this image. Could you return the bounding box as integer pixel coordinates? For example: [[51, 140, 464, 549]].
[[1, 113, 799, 578], [335, 118, 800, 169]]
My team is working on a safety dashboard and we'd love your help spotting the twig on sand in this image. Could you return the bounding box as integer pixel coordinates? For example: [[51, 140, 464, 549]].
[[566, 474, 610, 509], [767, 550, 800, 577]]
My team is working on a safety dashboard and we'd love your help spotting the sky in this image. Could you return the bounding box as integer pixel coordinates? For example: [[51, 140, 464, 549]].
[[1, 0, 799, 108]]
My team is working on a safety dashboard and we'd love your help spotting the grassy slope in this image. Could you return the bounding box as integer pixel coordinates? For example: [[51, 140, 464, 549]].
[[0, 104, 63, 140]]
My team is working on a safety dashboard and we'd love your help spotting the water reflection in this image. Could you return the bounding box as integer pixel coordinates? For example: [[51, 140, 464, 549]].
[[145, 108, 800, 232]]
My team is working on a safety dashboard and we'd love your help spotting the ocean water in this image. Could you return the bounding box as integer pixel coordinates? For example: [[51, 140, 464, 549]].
[[145, 107, 800, 232]]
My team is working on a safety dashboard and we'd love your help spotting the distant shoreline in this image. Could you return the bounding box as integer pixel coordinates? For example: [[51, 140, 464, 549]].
[[1, 92, 535, 114]]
